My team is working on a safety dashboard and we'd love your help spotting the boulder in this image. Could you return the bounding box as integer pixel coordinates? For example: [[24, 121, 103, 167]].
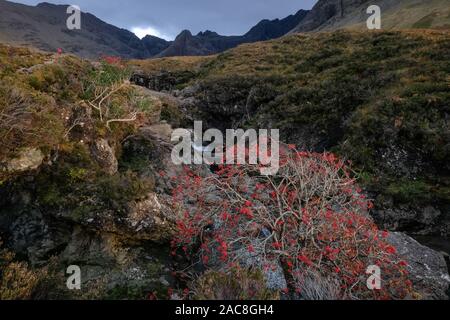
[[373, 203, 450, 238], [0, 205, 72, 266], [126, 192, 176, 242], [55, 192, 176, 243], [58, 226, 174, 295], [140, 122, 173, 143], [387, 232, 450, 300], [90, 138, 118, 175], [4, 148, 45, 173]]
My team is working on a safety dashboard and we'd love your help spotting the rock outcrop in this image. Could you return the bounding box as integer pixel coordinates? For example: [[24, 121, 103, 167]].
[[387, 232, 450, 300], [373, 204, 450, 238], [155, 10, 309, 57], [2, 148, 45, 173], [90, 139, 118, 176], [0, 125, 179, 297]]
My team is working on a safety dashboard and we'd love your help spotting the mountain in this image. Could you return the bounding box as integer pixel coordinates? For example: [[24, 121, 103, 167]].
[[244, 9, 309, 41], [0, 0, 308, 59], [157, 10, 309, 57], [1, 0, 448, 59], [0, 0, 163, 59], [290, 0, 450, 33], [155, 29, 235, 57]]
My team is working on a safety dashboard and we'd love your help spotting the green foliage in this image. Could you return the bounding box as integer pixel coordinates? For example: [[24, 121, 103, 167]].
[[0, 84, 64, 161], [385, 179, 433, 203], [31, 140, 153, 220], [0, 46, 46, 77], [67, 167, 88, 183], [90, 61, 131, 88], [134, 96, 153, 112], [96, 171, 154, 208]]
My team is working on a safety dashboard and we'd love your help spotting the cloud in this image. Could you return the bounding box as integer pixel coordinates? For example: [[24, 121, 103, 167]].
[[131, 26, 174, 40]]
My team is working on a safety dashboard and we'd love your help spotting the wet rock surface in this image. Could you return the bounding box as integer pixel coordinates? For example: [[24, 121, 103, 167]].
[[373, 204, 450, 238]]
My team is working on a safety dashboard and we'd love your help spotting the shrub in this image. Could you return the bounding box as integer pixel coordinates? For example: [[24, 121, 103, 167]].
[[82, 56, 159, 132], [0, 260, 43, 300], [192, 267, 279, 300], [0, 239, 44, 300], [292, 270, 341, 300], [0, 85, 64, 160], [169, 147, 412, 300]]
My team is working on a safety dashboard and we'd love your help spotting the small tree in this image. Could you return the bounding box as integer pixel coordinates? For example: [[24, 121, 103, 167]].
[[83, 56, 139, 130], [169, 146, 412, 300]]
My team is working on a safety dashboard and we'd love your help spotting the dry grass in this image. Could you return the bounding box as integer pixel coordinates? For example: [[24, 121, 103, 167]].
[[128, 55, 214, 75]]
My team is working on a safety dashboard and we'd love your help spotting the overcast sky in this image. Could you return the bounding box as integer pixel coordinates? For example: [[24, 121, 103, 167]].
[[13, 0, 316, 40]]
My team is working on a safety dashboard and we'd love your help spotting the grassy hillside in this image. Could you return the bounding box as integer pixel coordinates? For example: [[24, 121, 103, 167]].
[[133, 30, 450, 209], [391, 0, 450, 29], [130, 56, 213, 76], [291, 0, 450, 32], [346, 0, 450, 30]]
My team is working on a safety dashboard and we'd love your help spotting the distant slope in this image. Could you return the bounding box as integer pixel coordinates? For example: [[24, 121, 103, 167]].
[[0, 0, 167, 59], [290, 0, 450, 32], [157, 10, 309, 57]]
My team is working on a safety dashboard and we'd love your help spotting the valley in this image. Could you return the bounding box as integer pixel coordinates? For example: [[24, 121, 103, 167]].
[[0, 0, 449, 301]]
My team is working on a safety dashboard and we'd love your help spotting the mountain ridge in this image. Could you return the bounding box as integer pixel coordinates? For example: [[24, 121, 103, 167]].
[[0, 0, 153, 59], [1, 0, 449, 59], [0, 0, 309, 59], [155, 9, 309, 57]]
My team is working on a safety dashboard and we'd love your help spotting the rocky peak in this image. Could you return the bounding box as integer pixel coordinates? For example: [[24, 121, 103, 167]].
[[244, 9, 309, 41], [141, 35, 171, 56], [197, 30, 220, 37], [36, 2, 57, 8], [177, 29, 193, 39], [157, 10, 309, 57], [290, 0, 369, 32]]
